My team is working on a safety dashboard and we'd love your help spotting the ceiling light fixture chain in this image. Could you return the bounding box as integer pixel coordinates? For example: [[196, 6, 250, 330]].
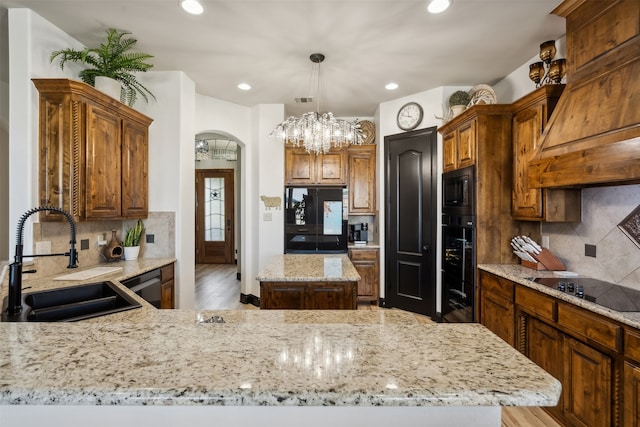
[[269, 53, 363, 154]]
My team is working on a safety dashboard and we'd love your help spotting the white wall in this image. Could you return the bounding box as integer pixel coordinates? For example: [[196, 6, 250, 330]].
[[7, 8, 85, 258]]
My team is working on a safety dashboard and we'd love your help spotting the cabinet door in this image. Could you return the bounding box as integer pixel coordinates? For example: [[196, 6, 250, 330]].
[[160, 279, 175, 309], [456, 119, 476, 169], [260, 283, 306, 309], [512, 106, 544, 219], [316, 149, 347, 185], [38, 94, 83, 221], [285, 148, 315, 185], [349, 249, 379, 303], [121, 119, 149, 218], [442, 132, 457, 172], [480, 290, 515, 346], [348, 146, 376, 214], [563, 336, 612, 427], [306, 282, 356, 309], [527, 317, 564, 420], [85, 104, 122, 219], [625, 362, 640, 427]]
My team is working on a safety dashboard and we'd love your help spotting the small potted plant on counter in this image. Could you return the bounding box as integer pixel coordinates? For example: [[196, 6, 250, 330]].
[[123, 219, 145, 261], [49, 28, 156, 106], [449, 90, 471, 118]]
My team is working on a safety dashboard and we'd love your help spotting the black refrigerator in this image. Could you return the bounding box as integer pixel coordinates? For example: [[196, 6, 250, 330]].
[[284, 187, 348, 253]]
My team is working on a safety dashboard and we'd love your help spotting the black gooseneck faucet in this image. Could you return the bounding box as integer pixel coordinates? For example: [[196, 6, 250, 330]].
[[6, 206, 79, 316]]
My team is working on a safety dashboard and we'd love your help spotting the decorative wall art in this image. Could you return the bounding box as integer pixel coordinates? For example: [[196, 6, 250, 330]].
[[619, 204, 640, 249], [260, 195, 281, 210]]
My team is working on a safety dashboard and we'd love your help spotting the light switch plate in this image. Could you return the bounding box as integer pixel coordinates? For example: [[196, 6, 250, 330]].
[[35, 241, 51, 255], [263, 212, 272, 221]]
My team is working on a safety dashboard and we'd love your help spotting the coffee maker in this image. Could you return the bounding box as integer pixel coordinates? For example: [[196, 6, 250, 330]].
[[348, 223, 368, 242]]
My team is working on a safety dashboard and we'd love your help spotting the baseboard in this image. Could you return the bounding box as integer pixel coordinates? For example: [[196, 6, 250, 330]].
[[432, 312, 443, 323], [240, 293, 260, 307], [378, 298, 386, 308]]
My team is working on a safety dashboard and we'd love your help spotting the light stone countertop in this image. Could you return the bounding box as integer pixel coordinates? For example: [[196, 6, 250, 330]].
[[479, 264, 640, 329], [0, 312, 560, 407], [256, 254, 361, 282], [0, 259, 560, 408]]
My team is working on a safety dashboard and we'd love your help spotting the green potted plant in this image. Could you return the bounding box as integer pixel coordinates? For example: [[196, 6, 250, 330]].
[[50, 28, 156, 106], [449, 90, 471, 117], [122, 219, 145, 261]]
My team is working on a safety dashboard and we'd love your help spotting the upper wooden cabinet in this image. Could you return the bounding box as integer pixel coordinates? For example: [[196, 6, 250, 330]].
[[511, 85, 581, 222], [529, 0, 640, 188], [284, 146, 347, 185], [33, 79, 152, 222], [441, 115, 477, 172], [347, 145, 376, 214]]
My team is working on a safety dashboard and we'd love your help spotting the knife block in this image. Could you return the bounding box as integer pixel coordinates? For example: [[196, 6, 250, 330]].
[[521, 259, 547, 270]]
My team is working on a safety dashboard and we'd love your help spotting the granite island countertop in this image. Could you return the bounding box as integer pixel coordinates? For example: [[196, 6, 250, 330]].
[[0, 310, 560, 407], [256, 254, 360, 282]]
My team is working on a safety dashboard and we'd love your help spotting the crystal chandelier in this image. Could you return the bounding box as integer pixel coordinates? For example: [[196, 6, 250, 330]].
[[269, 53, 363, 154]]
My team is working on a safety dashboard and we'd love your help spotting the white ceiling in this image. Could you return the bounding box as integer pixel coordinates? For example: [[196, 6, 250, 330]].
[[3, 0, 566, 117]]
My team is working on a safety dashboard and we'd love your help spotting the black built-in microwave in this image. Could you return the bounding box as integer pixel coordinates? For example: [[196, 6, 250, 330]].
[[442, 165, 475, 217]]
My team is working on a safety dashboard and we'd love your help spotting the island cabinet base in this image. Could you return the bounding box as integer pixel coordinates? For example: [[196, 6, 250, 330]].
[[260, 281, 357, 309], [0, 405, 502, 427]]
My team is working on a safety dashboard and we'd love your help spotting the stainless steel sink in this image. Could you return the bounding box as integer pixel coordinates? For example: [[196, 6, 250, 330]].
[[2, 281, 142, 322]]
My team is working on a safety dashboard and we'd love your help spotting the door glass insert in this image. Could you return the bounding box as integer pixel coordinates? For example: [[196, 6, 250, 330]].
[[204, 177, 225, 242]]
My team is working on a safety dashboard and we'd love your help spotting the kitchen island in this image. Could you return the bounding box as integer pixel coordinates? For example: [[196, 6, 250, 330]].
[[256, 254, 361, 309], [0, 261, 560, 427]]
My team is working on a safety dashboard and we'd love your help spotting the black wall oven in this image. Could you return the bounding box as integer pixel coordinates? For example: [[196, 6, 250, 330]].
[[441, 166, 475, 322]]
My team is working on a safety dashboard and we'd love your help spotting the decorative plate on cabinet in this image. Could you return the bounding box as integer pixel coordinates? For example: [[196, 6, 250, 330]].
[[358, 120, 376, 144]]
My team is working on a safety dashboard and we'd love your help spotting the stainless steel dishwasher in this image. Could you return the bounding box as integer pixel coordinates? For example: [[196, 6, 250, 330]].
[[120, 268, 162, 308]]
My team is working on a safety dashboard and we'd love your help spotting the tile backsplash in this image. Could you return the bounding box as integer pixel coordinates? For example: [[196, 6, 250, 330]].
[[541, 184, 640, 290], [29, 211, 175, 279]]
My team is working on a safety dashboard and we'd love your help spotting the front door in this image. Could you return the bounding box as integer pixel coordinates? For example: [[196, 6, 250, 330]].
[[195, 169, 235, 264], [384, 127, 438, 317]]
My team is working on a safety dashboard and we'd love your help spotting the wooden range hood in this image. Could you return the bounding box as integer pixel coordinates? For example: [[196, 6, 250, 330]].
[[528, 0, 640, 188]]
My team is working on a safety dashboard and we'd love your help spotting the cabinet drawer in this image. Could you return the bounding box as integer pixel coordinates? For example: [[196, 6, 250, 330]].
[[479, 271, 514, 301], [516, 286, 556, 323], [625, 329, 640, 362], [558, 302, 621, 351], [348, 249, 377, 261]]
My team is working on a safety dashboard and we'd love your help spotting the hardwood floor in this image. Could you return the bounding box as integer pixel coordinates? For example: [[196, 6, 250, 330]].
[[194, 263, 561, 427]]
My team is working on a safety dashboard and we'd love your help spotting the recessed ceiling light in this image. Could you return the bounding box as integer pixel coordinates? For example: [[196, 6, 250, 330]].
[[237, 83, 251, 91], [180, 0, 204, 15], [385, 82, 399, 90], [426, 0, 451, 14]]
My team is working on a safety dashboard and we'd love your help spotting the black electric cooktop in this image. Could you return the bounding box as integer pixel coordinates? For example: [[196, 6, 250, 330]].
[[533, 277, 640, 312]]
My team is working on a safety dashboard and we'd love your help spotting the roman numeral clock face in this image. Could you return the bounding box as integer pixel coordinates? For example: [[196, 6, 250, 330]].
[[397, 102, 423, 131]]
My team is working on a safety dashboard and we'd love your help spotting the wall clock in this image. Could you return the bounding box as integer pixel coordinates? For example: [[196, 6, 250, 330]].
[[397, 102, 423, 131]]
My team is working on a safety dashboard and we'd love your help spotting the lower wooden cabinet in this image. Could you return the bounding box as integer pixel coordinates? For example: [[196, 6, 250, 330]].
[[525, 317, 564, 421], [481, 270, 630, 426], [625, 362, 640, 427], [348, 248, 379, 304], [563, 336, 612, 427], [479, 271, 515, 345], [160, 263, 175, 309], [260, 281, 357, 310]]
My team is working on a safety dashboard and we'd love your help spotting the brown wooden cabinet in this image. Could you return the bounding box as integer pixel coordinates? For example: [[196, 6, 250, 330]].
[[511, 86, 581, 222], [491, 273, 620, 427], [441, 116, 476, 173], [479, 271, 515, 345], [33, 79, 152, 222], [440, 106, 540, 322], [260, 281, 357, 309], [348, 247, 379, 304], [563, 336, 612, 427], [284, 146, 347, 185], [347, 145, 376, 214], [160, 263, 175, 309]]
